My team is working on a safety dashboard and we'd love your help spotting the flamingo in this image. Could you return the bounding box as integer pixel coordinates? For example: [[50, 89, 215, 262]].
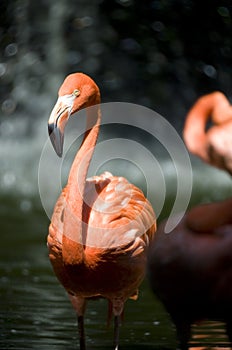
[[47, 72, 156, 350], [183, 91, 232, 174], [148, 92, 232, 349]]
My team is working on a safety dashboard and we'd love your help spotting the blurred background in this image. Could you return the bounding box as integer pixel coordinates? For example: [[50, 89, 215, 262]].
[[1, 0, 232, 349]]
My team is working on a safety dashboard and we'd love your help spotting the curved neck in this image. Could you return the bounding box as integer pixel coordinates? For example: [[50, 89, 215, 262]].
[[67, 104, 101, 202], [62, 103, 101, 264], [183, 92, 232, 162], [183, 94, 215, 162]]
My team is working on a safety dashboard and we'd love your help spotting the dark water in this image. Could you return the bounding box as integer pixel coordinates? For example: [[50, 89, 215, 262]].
[[1, 190, 232, 350]]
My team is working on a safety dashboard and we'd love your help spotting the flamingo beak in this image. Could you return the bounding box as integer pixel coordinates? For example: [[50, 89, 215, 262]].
[[48, 95, 75, 157], [48, 121, 64, 158]]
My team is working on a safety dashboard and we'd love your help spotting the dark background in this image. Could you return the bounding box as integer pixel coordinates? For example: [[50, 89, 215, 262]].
[[0, 0, 231, 132]]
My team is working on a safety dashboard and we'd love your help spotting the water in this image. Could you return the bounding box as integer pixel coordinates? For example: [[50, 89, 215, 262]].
[[1, 197, 232, 350]]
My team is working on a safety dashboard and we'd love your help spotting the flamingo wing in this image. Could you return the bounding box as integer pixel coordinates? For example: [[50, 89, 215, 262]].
[[83, 171, 156, 250]]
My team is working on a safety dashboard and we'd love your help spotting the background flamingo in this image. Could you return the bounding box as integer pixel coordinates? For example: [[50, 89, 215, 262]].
[[47, 72, 156, 349], [183, 91, 232, 174], [148, 92, 232, 349]]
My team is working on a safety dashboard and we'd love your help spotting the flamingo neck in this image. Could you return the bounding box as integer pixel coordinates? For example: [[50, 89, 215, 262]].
[[183, 95, 214, 162], [62, 103, 101, 265], [183, 92, 232, 163], [68, 104, 101, 201]]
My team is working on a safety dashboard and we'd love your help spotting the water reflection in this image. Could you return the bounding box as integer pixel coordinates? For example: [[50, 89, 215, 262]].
[[190, 321, 231, 350]]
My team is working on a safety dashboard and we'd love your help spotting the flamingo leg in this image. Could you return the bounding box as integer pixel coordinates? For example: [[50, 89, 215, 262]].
[[113, 315, 120, 350], [112, 296, 124, 350], [68, 294, 87, 350], [77, 315, 86, 350]]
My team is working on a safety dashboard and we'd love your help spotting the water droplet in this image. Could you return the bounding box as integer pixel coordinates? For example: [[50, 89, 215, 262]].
[[152, 21, 165, 32], [5, 43, 18, 57], [203, 64, 217, 78], [218, 6, 230, 17], [1, 99, 16, 114], [144, 331, 150, 336]]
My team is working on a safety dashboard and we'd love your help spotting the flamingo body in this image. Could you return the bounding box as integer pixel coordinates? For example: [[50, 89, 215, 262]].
[[148, 199, 232, 349], [47, 73, 156, 349], [48, 171, 154, 299]]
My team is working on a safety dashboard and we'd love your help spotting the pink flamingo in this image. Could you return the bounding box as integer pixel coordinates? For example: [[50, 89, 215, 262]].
[[148, 92, 232, 350], [183, 91, 232, 174], [47, 73, 156, 349]]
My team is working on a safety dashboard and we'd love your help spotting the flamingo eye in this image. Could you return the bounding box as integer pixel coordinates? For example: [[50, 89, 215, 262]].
[[73, 89, 80, 97]]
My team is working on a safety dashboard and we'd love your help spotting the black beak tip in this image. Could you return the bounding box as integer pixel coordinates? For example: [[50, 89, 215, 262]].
[[56, 149, 63, 158], [48, 122, 64, 158]]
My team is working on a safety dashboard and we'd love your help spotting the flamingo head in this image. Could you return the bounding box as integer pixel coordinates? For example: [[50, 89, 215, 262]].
[[48, 72, 100, 157]]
